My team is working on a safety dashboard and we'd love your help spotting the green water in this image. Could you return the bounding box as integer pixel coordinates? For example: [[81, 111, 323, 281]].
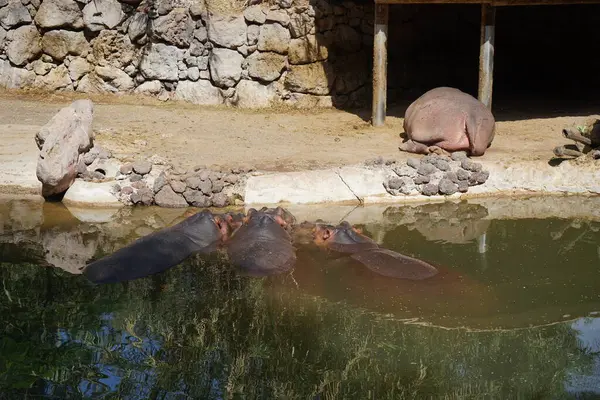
[[1, 198, 600, 399]]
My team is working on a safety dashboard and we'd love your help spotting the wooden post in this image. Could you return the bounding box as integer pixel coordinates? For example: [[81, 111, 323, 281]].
[[372, 4, 389, 127], [478, 4, 496, 109]]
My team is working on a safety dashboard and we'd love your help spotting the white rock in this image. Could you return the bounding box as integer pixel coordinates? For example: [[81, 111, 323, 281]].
[[233, 80, 277, 108], [6, 25, 41, 66], [68, 57, 91, 81], [62, 180, 122, 206], [134, 80, 162, 95], [0, 0, 32, 29], [82, 0, 125, 31], [247, 24, 259, 45], [174, 80, 223, 105], [245, 51, 286, 82], [206, 14, 246, 49], [33, 64, 71, 90], [42, 30, 89, 61], [0, 59, 36, 88], [34, 0, 83, 29], [266, 10, 289, 26], [139, 43, 183, 81], [243, 5, 266, 24], [95, 65, 134, 91], [208, 47, 243, 88]]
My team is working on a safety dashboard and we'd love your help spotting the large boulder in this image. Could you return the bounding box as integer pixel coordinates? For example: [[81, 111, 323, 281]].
[[285, 62, 334, 95], [206, 14, 246, 49], [151, 8, 193, 48], [82, 0, 125, 31], [174, 80, 223, 105], [245, 51, 286, 82], [33, 64, 72, 91], [288, 34, 328, 65], [91, 30, 135, 69], [208, 47, 243, 88], [6, 25, 42, 66], [94, 65, 134, 91], [42, 30, 90, 61], [257, 23, 290, 54], [139, 43, 183, 81], [0, 0, 31, 29], [233, 80, 277, 108], [0, 59, 36, 88], [36, 100, 95, 198], [34, 0, 84, 29]]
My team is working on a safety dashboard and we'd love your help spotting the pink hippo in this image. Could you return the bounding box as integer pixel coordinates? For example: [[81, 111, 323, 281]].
[[399, 87, 496, 157]]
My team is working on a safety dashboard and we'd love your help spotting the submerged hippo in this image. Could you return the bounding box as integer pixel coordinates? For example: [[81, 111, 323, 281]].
[[225, 207, 297, 276], [399, 87, 496, 157], [313, 221, 439, 280], [83, 210, 229, 284]]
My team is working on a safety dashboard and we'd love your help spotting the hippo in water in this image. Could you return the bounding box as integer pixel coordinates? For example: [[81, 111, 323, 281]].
[[312, 221, 439, 280], [83, 210, 230, 284], [225, 207, 297, 276], [399, 87, 496, 157]]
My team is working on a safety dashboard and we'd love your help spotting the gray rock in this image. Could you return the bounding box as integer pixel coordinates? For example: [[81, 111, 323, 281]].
[[210, 178, 224, 193], [185, 175, 202, 189], [174, 80, 223, 105], [130, 191, 141, 204], [121, 186, 133, 195], [224, 174, 238, 184], [245, 50, 286, 82], [119, 163, 132, 174], [433, 159, 450, 171], [153, 171, 167, 193], [207, 14, 246, 49], [406, 158, 420, 169], [266, 9, 289, 26], [197, 178, 212, 195], [194, 26, 207, 42], [68, 57, 92, 81], [34, 0, 83, 29], [132, 160, 152, 175], [257, 23, 290, 54], [451, 151, 468, 161], [211, 192, 228, 207], [169, 179, 186, 193], [36, 99, 94, 197], [468, 170, 489, 186], [386, 177, 403, 190], [285, 61, 333, 95], [76, 73, 111, 94], [443, 171, 459, 183], [7, 25, 41, 66], [413, 174, 430, 185], [456, 168, 470, 181], [128, 12, 148, 42], [247, 24, 259, 45], [438, 178, 458, 195], [0, 0, 31, 29], [130, 173, 142, 182], [209, 47, 243, 88], [189, 0, 206, 18], [393, 165, 416, 178], [183, 188, 211, 207], [32, 64, 71, 91], [151, 8, 193, 48], [140, 43, 183, 81], [243, 5, 266, 24], [288, 34, 328, 65], [138, 188, 154, 205], [421, 183, 438, 196], [91, 30, 134, 69], [278, 0, 292, 8], [0, 60, 36, 88], [461, 158, 482, 172], [82, 0, 125, 31], [186, 66, 199, 81], [154, 185, 188, 208], [42, 30, 89, 62], [457, 180, 469, 193], [416, 163, 437, 176]]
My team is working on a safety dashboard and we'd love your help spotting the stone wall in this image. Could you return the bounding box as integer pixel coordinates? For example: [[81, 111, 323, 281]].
[[0, 0, 374, 108]]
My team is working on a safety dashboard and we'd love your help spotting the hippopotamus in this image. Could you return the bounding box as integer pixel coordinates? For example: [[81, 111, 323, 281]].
[[313, 221, 439, 280], [225, 207, 297, 276], [399, 87, 496, 157], [83, 210, 229, 284]]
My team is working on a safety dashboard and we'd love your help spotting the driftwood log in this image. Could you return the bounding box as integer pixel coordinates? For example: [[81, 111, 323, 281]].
[[553, 120, 600, 159]]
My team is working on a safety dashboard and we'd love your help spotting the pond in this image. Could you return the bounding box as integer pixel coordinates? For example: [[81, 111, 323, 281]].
[[1, 196, 600, 398]]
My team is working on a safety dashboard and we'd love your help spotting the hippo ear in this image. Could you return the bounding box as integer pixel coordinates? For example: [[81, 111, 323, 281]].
[[274, 215, 287, 228], [321, 228, 332, 240]]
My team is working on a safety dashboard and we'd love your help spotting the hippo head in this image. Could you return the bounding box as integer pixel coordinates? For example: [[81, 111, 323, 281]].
[[244, 207, 293, 229], [467, 109, 496, 156], [181, 210, 230, 243], [313, 221, 378, 253]]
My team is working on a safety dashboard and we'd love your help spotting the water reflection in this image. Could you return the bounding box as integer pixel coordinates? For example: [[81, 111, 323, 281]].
[[1, 196, 600, 397]]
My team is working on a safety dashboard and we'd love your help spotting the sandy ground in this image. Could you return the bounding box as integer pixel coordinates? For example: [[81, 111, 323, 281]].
[[1, 89, 598, 192]]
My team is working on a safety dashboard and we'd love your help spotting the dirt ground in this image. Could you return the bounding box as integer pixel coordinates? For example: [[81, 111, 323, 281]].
[[1, 89, 598, 175]]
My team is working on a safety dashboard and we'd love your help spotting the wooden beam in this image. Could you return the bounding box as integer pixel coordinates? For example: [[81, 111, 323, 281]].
[[478, 3, 495, 108], [372, 4, 389, 127], [375, 0, 600, 5]]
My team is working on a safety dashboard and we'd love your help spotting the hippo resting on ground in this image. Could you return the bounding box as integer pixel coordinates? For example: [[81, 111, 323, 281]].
[[83, 210, 231, 284], [399, 87, 496, 157], [312, 221, 439, 280]]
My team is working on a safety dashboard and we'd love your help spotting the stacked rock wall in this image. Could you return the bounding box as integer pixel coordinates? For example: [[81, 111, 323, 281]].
[[0, 0, 374, 108]]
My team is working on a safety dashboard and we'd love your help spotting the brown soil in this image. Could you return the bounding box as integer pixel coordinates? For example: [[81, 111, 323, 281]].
[[1, 89, 598, 174]]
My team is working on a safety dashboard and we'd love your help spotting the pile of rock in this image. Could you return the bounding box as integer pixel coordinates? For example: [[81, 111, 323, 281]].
[[0, 0, 374, 108], [112, 163, 251, 208], [383, 152, 490, 197]]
